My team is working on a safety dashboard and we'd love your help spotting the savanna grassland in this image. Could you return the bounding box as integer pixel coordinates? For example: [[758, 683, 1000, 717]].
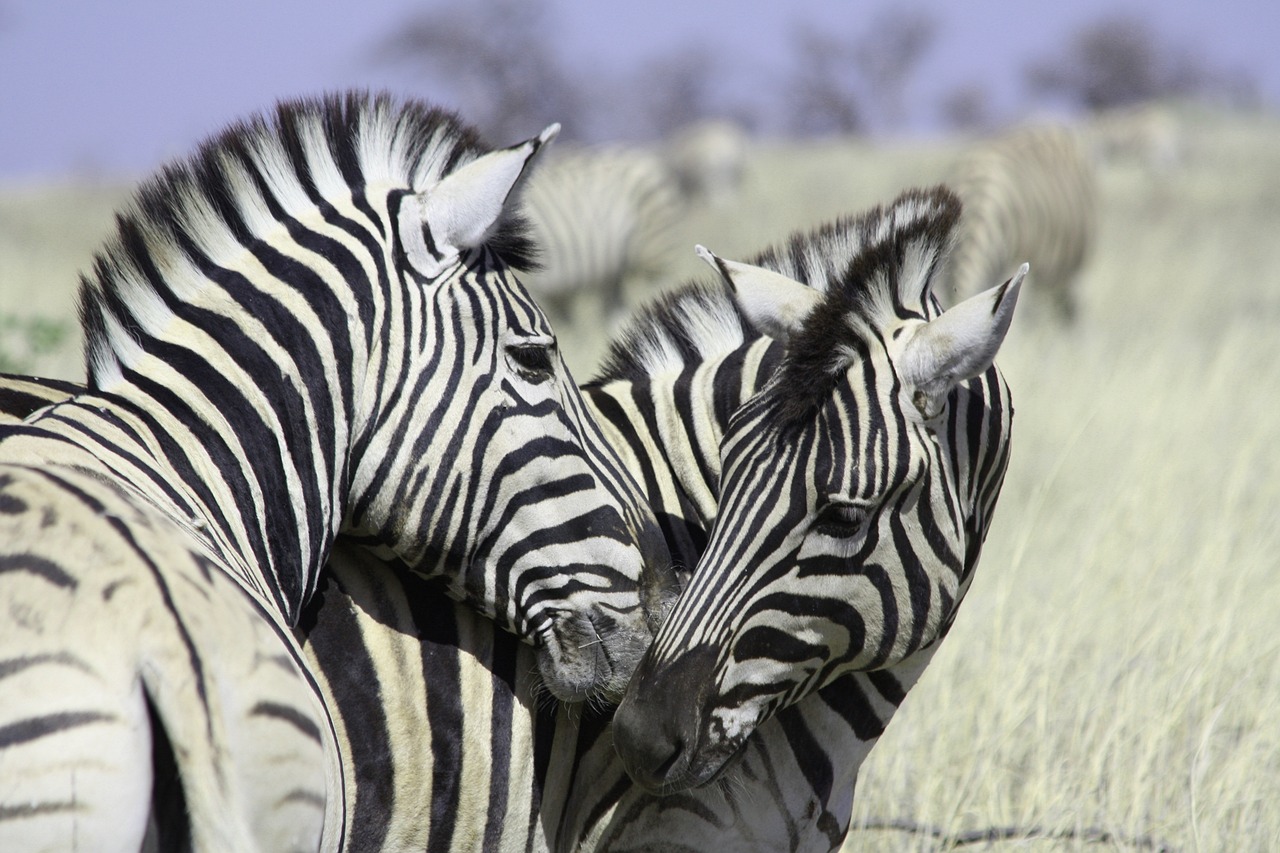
[[2, 104, 1277, 851]]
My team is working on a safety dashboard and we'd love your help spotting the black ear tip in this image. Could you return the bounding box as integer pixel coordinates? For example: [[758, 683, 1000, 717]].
[[695, 245, 737, 293]]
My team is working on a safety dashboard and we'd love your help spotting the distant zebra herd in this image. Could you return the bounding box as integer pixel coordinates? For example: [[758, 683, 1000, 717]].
[[0, 90, 1109, 851]]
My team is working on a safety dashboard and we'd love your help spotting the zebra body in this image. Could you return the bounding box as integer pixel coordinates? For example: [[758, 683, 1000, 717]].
[[0, 187, 1016, 851], [520, 144, 685, 324], [940, 123, 1095, 321], [0, 93, 672, 850], [0, 461, 330, 852]]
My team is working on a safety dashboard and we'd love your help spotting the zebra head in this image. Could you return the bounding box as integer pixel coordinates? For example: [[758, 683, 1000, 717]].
[[613, 187, 1023, 790], [334, 109, 676, 702], [72, 97, 672, 703]]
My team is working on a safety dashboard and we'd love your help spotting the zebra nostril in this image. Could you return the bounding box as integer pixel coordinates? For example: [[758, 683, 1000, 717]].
[[651, 735, 685, 780], [613, 696, 690, 791]]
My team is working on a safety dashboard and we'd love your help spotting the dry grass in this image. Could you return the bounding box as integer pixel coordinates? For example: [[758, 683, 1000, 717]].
[[0, 181, 128, 378], [840, 112, 1280, 851], [2, 105, 1277, 851]]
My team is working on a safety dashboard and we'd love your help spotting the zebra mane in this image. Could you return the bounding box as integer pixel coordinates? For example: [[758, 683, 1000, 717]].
[[592, 186, 961, 400], [77, 91, 539, 385]]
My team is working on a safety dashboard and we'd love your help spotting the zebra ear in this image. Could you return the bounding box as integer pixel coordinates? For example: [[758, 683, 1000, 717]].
[[400, 123, 560, 279], [695, 245, 822, 341], [900, 263, 1026, 418]]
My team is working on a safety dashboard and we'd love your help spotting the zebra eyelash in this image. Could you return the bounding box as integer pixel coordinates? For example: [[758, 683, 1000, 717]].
[[810, 500, 871, 539], [506, 341, 557, 382]]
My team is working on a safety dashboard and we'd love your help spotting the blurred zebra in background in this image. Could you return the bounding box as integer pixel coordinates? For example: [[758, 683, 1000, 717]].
[[1081, 102, 1184, 174], [0, 93, 675, 852], [520, 145, 687, 329], [662, 118, 750, 209], [940, 123, 1097, 321]]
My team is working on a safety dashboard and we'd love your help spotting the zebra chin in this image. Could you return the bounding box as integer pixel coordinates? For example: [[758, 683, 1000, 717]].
[[535, 605, 654, 703]]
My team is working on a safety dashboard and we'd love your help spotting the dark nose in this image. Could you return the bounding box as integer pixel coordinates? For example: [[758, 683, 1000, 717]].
[[611, 645, 718, 792]]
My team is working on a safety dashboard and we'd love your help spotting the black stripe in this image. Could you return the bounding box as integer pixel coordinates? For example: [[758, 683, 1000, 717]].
[[297, 571, 394, 852], [0, 551, 77, 589], [0, 652, 90, 680], [250, 700, 322, 744], [0, 711, 114, 748]]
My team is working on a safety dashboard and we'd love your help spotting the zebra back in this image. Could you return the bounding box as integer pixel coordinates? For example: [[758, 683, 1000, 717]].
[[0, 374, 81, 424], [941, 123, 1096, 320]]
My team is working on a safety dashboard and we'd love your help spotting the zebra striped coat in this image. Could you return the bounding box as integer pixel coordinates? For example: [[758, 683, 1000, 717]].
[[610, 188, 1021, 827], [0, 187, 1017, 851], [0, 93, 673, 851], [940, 123, 1096, 321]]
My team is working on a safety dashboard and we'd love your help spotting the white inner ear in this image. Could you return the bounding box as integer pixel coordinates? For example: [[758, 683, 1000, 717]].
[[695, 244, 822, 341], [401, 123, 559, 280], [900, 263, 1026, 417]]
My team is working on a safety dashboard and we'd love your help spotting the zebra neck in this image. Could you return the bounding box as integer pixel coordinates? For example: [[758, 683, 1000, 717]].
[[48, 379, 343, 622], [587, 336, 781, 566]]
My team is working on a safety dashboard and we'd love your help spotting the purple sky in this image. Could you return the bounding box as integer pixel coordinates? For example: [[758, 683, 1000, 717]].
[[1, 0, 1276, 182]]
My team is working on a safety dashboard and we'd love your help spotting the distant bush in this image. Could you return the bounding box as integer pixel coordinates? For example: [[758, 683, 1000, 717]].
[[0, 315, 69, 372]]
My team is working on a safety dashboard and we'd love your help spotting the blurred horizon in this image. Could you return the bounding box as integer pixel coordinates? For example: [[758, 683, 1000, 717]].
[[0, 0, 1275, 183]]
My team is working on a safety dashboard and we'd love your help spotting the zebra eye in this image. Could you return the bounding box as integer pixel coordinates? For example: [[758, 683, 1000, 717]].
[[811, 501, 869, 539], [506, 342, 557, 382]]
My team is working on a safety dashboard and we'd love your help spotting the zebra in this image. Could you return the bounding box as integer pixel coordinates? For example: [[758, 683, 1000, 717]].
[[605, 186, 1022, 846], [662, 119, 750, 209], [0, 186, 1019, 851], [519, 144, 686, 329], [1081, 101, 1184, 174], [939, 122, 1095, 322], [0, 92, 675, 851]]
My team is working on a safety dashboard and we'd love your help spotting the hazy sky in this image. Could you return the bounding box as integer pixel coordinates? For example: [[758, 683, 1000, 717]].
[[0, 0, 1275, 182]]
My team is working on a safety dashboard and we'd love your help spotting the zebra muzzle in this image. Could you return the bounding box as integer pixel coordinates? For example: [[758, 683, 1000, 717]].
[[612, 644, 722, 794]]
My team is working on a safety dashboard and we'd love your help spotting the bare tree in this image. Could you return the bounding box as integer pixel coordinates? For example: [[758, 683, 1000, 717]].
[[940, 84, 995, 133], [852, 8, 937, 129], [633, 48, 716, 139], [785, 7, 937, 137], [371, 0, 584, 142], [1025, 15, 1257, 112], [785, 27, 865, 136]]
